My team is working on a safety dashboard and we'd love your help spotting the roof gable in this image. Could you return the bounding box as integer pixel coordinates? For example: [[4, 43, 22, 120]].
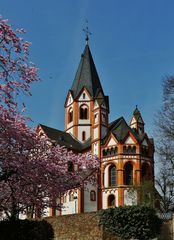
[[64, 91, 74, 107], [124, 135, 136, 145], [142, 139, 148, 147], [77, 87, 91, 101]]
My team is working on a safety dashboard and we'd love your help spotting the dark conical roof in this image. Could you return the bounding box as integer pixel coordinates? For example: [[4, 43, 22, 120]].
[[132, 106, 144, 124], [133, 106, 141, 120], [70, 44, 104, 98]]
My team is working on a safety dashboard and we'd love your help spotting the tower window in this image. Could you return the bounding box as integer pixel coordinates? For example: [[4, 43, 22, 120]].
[[83, 93, 86, 99], [80, 105, 88, 119], [82, 131, 86, 141], [68, 108, 73, 123], [124, 162, 133, 185], [109, 165, 117, 187], [90, 190, 96, 201]]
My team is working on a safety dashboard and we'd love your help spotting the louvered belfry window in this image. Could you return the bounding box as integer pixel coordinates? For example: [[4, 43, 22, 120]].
[[80, 105, 88, 119]]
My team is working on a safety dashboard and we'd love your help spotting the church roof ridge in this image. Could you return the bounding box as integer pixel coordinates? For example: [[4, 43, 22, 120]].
[[38, 124, 91, 151]]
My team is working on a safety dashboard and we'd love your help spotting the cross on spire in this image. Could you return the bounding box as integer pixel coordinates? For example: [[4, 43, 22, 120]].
[[83, 20, 92, 45]]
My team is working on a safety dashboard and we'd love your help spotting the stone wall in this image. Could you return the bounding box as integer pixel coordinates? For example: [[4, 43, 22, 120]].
[[46, 212, 106, 240], [159, 219, 173, 240], [45, 212, 173, 240]]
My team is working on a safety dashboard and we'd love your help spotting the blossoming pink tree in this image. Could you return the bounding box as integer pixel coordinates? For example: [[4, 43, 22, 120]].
[[0, 17, 99, 221]]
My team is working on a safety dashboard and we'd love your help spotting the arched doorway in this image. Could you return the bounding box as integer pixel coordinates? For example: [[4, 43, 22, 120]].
[[108, 194, 115, 207]]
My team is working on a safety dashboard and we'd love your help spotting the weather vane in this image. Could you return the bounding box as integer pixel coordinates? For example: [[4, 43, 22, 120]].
[[83, 19, 92, 45]]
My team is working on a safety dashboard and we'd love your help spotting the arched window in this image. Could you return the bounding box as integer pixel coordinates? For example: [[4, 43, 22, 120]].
[[69, 191, 74, 202], [124, 162, 133, 185], [79, 105, 88, 119], [90, 190, 96, 201], [123, 146, 136, 154], [132, 146, 136, 154], [108, 194, 115, 207], [142, 163, 150, 180], [109, 165, 117, 187], [82, 131, 86, 141], [68, 108, 73, 123]]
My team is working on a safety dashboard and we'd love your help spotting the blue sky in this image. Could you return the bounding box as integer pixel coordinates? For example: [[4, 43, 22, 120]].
[[1, 0, 174, 137]]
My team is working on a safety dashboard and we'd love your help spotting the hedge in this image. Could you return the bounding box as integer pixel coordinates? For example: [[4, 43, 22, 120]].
[[97, 205, 162, 240]]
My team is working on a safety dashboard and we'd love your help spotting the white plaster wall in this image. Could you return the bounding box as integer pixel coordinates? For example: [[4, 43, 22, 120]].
[[67, 121, 73, 129], [84, 182, 98, 212], [61, 193, 79, 215], [78, 119, 90, 124], [124, 189, 137, 206], [78, 91, 90, 101], [107, 137, 117, 147], [104, 164, 109, 188], [125, 136, 135, 144], [93, 142, 99, 156], [93, 127, 98, 139], [66, 127, 73, 135], [102, 190, 118, 209], [68, 94, 73, 105], [78, 126, 90, 142]]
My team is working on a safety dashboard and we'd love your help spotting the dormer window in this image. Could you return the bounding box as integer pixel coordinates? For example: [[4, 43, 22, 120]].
[[68, 108, 73, 123], [80, 104, 88, 119]]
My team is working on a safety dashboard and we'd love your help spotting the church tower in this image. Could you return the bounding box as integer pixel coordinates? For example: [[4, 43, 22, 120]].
[[64, 37, 109, 158], [130, 106, 144, 134]]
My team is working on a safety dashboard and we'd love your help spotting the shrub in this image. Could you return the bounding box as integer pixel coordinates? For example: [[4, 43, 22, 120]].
[[97, 205, 162, 240], [0, 219, 54, 240]]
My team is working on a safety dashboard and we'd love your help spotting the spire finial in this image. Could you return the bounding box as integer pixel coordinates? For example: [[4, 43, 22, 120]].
[[83, 19, 92, 45]]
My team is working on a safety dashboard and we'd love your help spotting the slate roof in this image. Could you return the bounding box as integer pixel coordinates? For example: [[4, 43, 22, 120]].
[[70, 44, 104, 99], [102, 117, 146, 145], [133, 106, 144, 123], [39, 124, 91, 152]]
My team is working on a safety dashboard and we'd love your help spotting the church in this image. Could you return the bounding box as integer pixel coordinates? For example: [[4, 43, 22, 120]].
[[38, 35, 154, 215]]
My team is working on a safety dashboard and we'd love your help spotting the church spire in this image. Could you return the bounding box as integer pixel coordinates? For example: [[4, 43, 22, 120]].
[[70, 43, 104, 99], [130, 106, 144, 133]]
